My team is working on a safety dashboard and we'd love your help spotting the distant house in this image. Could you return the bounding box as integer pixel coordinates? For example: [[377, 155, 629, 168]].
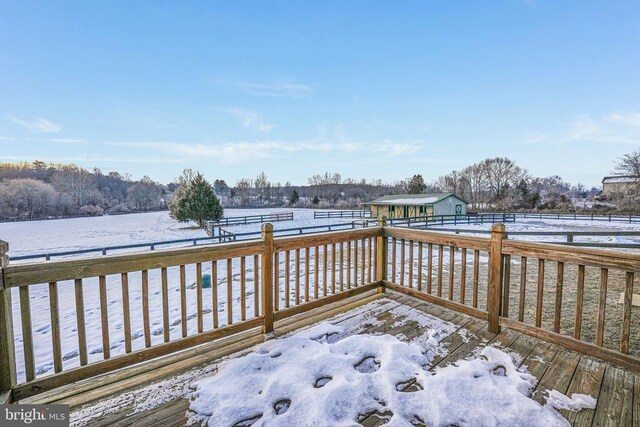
[[364, 193, 468, 219], [602, 175, 640, 197]]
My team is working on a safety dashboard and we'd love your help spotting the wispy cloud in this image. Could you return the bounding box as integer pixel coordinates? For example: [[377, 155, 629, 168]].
[[524, 111, 640, 145], [105, 137, 423, 163], [215, 79, 313, 98], [48, 138, 86, 144], [5, 114, 62, 133], [221, 108, 275, 133]]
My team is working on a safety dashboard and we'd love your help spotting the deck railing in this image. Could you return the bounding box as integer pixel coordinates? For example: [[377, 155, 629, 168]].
[[0, 216, 638, 404]]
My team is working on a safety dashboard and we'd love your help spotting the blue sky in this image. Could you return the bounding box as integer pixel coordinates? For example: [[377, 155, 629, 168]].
[[1, 1, 639, 187]]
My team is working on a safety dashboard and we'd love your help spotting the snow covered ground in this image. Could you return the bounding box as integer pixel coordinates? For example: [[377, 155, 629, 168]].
[[69, 298, 596, 427]]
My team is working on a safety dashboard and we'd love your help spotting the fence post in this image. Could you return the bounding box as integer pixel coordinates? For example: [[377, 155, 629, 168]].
[[376, 216, 388, 293], [261, 223, 274, 334], [488, 224, 506, 333], [0, 240, 16, 403]]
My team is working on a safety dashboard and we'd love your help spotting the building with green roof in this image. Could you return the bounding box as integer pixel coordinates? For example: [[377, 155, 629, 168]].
[[364, 193, 468, 219]]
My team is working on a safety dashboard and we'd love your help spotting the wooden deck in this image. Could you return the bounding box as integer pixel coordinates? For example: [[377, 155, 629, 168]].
[[39, 291, 639, 426]]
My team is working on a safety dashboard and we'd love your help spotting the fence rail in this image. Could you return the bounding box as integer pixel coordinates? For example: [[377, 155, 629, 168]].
[[496, 211, 640, 223], [1, 215, 639, 403], [205, 212, 294, 233], [313, 210, 371, 219]]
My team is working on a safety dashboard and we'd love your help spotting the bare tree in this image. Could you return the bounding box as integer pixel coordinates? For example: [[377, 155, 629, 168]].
[[460, 163, 487, 209], [482, 157, 527, 201], [52, 165, 93, 207], [614, 148, 640, 175], [235, 178, 252, 206]]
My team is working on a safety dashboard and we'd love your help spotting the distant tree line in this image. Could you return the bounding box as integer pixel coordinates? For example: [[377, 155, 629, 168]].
[[4, 148, 638, 221], [0, 161, 168, 221]]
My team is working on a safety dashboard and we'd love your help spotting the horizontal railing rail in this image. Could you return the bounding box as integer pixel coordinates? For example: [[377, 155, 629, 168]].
[[1, 215, 638, 404], [14, 222, 375, 262], [405, 227, 640, 249]]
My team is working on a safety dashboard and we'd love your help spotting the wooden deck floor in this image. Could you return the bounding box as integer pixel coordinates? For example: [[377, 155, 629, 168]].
[[61, 291, 638, 426]]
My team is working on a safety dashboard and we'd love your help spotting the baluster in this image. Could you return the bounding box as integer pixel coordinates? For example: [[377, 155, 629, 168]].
[[460, 248, 467, 304], [314, 246, 319, 299], [285, 250, 291, 308], [620, 271, 634, 353], [518, 257, 527, 322], [197, 263, 203, 333], [212, 261, 219, 328], [535, 260, 544, 328], [595, 268, 608, 346], [221, 258, 231, 326], [553, 262, 564, 333], [180, 265, 187, 336], [437, 245, 443, 297], [50, 281, 64, 370], [241, 256, 248, 319], [417, 242, 423, 291], [448, 246, 455, 300], [473, 250, 479, 307], [161, 267, 170, 342], [19, 287, 35, 380], [502, 255, 511, 316]]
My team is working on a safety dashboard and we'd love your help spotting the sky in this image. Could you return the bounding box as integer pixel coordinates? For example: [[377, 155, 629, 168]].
[[0, 1, 639, 187]]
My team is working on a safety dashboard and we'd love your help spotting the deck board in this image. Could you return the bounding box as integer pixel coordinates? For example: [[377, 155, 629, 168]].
[[64, 291, 635, 426], [592, 366, 634, 427], [562, 357, 606, 426]]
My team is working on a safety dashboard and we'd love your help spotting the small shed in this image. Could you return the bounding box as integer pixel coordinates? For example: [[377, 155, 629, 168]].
[[364, 193, 468, 219], [602, 175, 640, 197]]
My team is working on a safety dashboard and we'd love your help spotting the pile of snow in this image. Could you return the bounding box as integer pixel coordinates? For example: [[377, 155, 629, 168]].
[[190, 322, 595, 426]]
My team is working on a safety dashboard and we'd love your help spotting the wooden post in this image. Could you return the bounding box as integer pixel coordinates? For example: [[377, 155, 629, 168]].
[[261, 223, 274, 333], [488, 224, 506, 333], [376, 215, 388, 293], [0, 240, 16, 402]]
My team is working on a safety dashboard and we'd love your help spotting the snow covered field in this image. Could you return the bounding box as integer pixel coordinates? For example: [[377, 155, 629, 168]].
[[0, 208, 351, 258]]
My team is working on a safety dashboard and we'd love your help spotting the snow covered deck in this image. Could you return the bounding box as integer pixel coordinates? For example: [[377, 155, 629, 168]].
[[45, 291, 637, 426]]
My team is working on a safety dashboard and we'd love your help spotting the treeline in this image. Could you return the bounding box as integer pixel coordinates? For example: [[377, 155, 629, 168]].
[[4, 149, 637, 221], [0, 161, 170, 221], [218, 172, 404, 209], [224, 160, 602, 211], [424, 157, 600, 211]]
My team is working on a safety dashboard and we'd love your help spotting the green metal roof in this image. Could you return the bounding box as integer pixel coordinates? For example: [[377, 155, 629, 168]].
[[364, 193, 468, 205]]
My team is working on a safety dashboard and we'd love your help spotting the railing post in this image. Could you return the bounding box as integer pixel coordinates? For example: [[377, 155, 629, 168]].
[[261, 223, 274, 334], [376, 215, 388, 293], [488, 224, 506, 333], [0, 240, 16, 403]]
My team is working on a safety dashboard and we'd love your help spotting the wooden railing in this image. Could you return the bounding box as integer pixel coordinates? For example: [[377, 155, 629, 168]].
[[1, 217, 638, 404], [0, 223, 382, 402]]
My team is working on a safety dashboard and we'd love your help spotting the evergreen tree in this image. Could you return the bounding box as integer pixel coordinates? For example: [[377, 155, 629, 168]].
[[406, 174, 426, 194], [312, 195, 320, 205], [289, 189, 299, 205], [169, 173, 223, 227]]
